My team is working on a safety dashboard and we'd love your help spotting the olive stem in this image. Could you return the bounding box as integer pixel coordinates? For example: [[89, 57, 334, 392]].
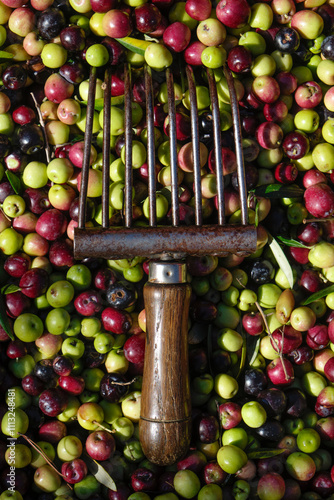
[[303, 218, 334, 224], [18, 432, 73, 489], [110, 376, 137, 386], [92, 421, 115, 434]]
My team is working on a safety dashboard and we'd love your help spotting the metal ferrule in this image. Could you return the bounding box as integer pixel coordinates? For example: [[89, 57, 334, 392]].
[[149, 261, 187, 284]]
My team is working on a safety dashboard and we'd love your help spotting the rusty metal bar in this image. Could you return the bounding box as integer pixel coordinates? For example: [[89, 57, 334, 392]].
[[74, 224, 257, 260], [124, 63, 133, 228], [223, 65, 248, 225], [78, 65, 97, 229], [145, 66, 157, 227], [102, 66, 111, 229], [207, 68, 225, 225], [186, 65, 202, 227], [166, 68, 180, 227]]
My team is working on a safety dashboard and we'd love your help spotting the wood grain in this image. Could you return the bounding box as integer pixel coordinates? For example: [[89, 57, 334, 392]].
[[139, 281, 192, 465]]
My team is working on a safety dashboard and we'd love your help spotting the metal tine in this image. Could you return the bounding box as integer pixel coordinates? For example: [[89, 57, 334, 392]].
[[124, 63, 133, 228], [102, 66, 112, 229], [166, 67, 180, 227], [223, 66, 248, 226], [185, 65, 202, 227], [207, 68, 225, 226], [78, 66, 97, 229], [145, 65, 157, 227]]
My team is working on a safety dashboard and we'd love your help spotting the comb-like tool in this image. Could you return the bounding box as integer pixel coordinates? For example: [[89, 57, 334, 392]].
[[74, 63, 257, 465]]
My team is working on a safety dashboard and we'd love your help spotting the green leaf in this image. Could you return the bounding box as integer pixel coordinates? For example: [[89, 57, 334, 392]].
[[115, 37, 151, 56], [108, 95, 125, 107], [83, 455, 117, 491], [0, 51, 14, 59], [277, 236, 311, 249], [252, 184, 304, 199], [248, 335, 261, 367], [301, 284, 334, 306], [1, 284, 21, 294], [5, 171, 22, 194], [237, 328, 246, 379], [222, 474, 232, 486], [254, 199, 259, 228], [70, 135, 85, 145], [0, 293, 14, 340], [248, 448, 286, 460], [268, 233, 294, 288], [80, 96, 124, 111]]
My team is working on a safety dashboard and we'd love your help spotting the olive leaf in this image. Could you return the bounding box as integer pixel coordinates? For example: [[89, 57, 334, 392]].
[[277, 236, 311, 249], [222, 474, 232, 486], [0, 51, 14, 59], [248, 448, 286, 459], [0, 292, 14, 340], [1, 284, 21, 294], [236, 328, 246, 379], [5, 171, 22, 194], [301, 284, 334, 306], [251, 184, 304, 199], [247, 335, 261, 367], [107, 96, 125, 107], [70, 135, 85, 144], [55, 484, 74, 497], [83, 454, 117, 491], [115, 37, 151, 56], [268, 233, 294, 289]]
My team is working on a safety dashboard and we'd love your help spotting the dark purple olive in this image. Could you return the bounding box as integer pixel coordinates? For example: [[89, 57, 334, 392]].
[[284, 388, 308, 418], [244, 369, 268, 396], [255, 419, 285, 443]]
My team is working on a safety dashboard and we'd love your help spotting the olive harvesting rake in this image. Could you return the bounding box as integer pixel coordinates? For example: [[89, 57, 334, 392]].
[[74, 62, 257, 465]]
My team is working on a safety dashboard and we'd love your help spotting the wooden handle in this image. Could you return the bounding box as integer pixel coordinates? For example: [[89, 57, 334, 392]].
[[139, 275, 192, 466]]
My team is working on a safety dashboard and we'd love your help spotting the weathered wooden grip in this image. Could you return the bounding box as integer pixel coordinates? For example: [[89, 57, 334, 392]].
[[139, 279, 192, 465]]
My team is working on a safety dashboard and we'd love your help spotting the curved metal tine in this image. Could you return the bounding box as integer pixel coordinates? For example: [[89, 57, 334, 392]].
[[124, 63, 133, 228], [102, 67, 112, 229], [166, 67, 180, 227], [207, 68, 225, 226], [78, 66, 97, 229], [145, 66, 157, 227], [186, 65, 202, 227], [223, 65, 248, 225]]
